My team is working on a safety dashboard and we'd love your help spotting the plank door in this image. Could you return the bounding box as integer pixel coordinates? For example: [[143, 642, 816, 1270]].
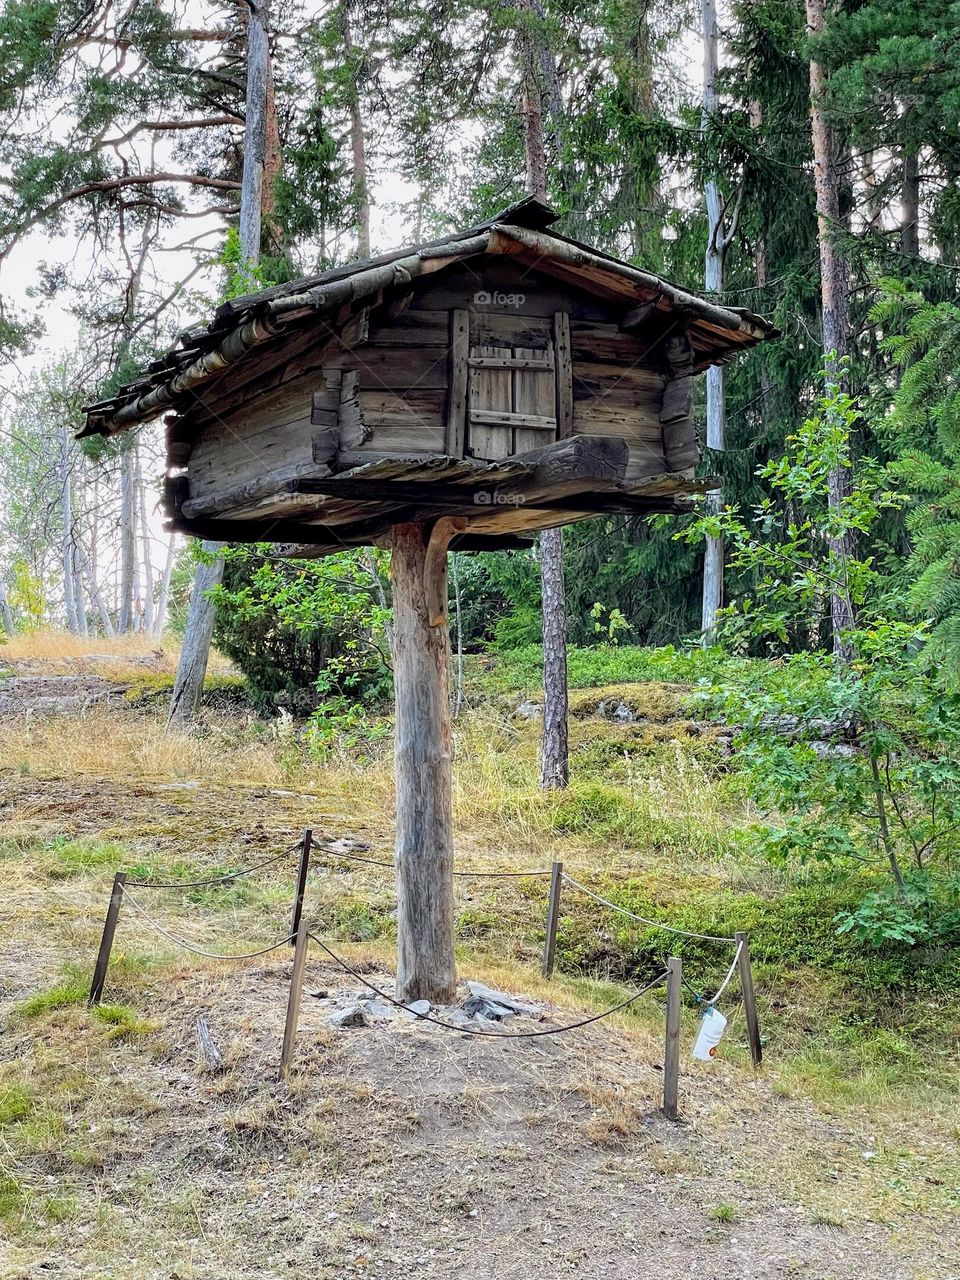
[[465, 312, 571, 460]]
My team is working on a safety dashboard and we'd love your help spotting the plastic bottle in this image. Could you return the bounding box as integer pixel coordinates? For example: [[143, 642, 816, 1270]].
[[692, 1006, 727, 1061]]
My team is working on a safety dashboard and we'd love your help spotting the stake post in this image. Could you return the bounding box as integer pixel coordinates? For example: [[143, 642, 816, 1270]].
[[289, 828, 313, 944], [735, 931, 762, 1066], [541, 861, 564, 978], [281, 913, 310, 1079], [89, 872, 127, 1006], [663, 955, 682, 1120]]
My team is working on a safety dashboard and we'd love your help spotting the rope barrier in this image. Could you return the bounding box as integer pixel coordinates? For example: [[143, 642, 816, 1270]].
[[315, 846, 551, 878], [307, 932, 668, 1039], [126, 842, 301, 890], [121, 886, 294, 959], [704, 939, 744, 1008], [560, 874, 737, 945]]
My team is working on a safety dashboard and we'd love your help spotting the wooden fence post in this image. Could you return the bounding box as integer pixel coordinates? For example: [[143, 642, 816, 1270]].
[[735, 931, 762, 1067], [541, 861, 564, 978], [280, 913, 310, 1079], [662, 955, 682, 1120], [289, 828, 313, 944], [89, 872, 127, 1006]]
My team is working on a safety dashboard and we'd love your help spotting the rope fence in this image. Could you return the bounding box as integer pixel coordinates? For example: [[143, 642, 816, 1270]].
[[86, 827, 764, 1116]]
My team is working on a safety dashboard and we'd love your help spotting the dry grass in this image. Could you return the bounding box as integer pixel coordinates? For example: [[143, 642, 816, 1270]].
[[1, 627, 235, 678]]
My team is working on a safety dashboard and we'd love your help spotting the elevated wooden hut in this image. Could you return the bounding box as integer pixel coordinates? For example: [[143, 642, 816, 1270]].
[[84, 198, 777, 1005], [84, 198, 775, 552]]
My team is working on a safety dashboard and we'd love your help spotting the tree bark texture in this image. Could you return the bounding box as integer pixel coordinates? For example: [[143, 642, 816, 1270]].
[[806, 0, 855, 657], [539, 526, 569, 788], [518, 0, 570, 789], [900, 149, 920, 259], [390, 521, 457, 1005], [168, 542, 224, 726], [341, 4, 371, 258], [170, 0, 273, 723]]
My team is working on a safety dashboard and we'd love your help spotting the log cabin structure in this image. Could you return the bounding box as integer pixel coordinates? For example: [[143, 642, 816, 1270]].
[[83, 197, 778, 1006]]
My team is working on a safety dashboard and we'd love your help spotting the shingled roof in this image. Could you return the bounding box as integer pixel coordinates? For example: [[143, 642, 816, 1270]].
[[82, 197, 777, 438]]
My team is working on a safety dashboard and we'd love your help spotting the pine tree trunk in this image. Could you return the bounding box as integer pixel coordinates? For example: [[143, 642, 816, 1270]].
[[900, 149, 920, 258], [118, 446, 137, 632], [341, 4, 371, 258], [60, 422, 78, 634], [168, 543, 224, 725], [391, 521, 457, 1004], [806, 0, 854, 659], [0, 581, 14, 634], [539, 526, 569, 788], [153, 535, 177, 637], [519, 0, 570, 790], [135, 451, 154, 634]]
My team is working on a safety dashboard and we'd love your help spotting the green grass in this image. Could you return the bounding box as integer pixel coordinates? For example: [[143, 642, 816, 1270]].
[[470, 642, 759, 697], [710, 1203, 739, 1223], [0, 1084, 33, 1125], [16, 980, 88, 1018]]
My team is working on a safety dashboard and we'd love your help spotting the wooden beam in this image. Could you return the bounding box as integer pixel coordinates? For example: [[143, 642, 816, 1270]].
[[554, 311, 573, 438], [391, 521, 457, 1005], [445, 308, 469, 457]]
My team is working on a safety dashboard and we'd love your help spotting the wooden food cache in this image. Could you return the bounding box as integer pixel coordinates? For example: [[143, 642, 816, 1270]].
[[83, 198, 777, 1007], [83, 198, 777, 551]]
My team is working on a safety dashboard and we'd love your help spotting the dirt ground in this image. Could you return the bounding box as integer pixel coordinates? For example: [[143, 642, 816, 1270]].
[[0, 662, 954, 1279]]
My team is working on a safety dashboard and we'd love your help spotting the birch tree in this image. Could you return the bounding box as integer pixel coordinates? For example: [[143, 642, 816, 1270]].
[[169, 0, 276, 727], [699, 0, 742, 643]]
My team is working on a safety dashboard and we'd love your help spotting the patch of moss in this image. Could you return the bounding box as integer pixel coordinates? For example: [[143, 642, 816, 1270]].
[[123, 672, 249, 710], [568, 681, 690, 722]]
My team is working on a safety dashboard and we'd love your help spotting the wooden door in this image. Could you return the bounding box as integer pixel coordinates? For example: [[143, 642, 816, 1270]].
[[464, 312, 572, 460]]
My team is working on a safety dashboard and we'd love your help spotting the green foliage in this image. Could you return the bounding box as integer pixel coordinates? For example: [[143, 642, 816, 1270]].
[[211, 547, 392, 715], [682, 368, 960, 941], [873, 285, 960, 671]]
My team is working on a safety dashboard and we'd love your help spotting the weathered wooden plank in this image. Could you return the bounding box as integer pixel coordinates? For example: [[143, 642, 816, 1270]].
[[367, 309, 449, 346], [321, 345, 450, 388], [469, 354, 554, 371], [514, 348, 558, 453], [572, 402, 664, 441], [569, 320, 672, 365], [472, 313, 552, 348], [446, 308, 469, 457], [470, 408, 556, 431], [410, 260, 614, 321], [468, 345, 513, 460], [554, 311, 573, 440], [183, 461, 335, 519]]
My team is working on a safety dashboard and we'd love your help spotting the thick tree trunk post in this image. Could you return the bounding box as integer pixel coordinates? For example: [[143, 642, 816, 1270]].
[[806, 0, 854, 659], [539, 527, 569, 788], [391, 520, 457, 1005], [168, 543, 224, 726]]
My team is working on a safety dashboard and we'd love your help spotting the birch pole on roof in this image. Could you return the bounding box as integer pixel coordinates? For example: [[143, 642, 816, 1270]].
[[169, 0, 273, 725]]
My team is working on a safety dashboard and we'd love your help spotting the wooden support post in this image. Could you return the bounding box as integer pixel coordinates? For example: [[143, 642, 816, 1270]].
[[280, 913, 310, 1079], [541, 861, 564, 978], [736, 931, 762, 1067], [289, 828, 313, 945], [662, 955, 682, 1121], [89, 872, 126, 1006], [391, 520, 458, 1005]]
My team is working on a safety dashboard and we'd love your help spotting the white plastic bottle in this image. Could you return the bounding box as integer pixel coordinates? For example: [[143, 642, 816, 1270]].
[[692, 1006, 727, 1061]]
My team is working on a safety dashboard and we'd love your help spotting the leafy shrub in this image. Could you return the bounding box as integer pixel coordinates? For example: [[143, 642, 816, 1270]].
[[211, 548, 392, 714]]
